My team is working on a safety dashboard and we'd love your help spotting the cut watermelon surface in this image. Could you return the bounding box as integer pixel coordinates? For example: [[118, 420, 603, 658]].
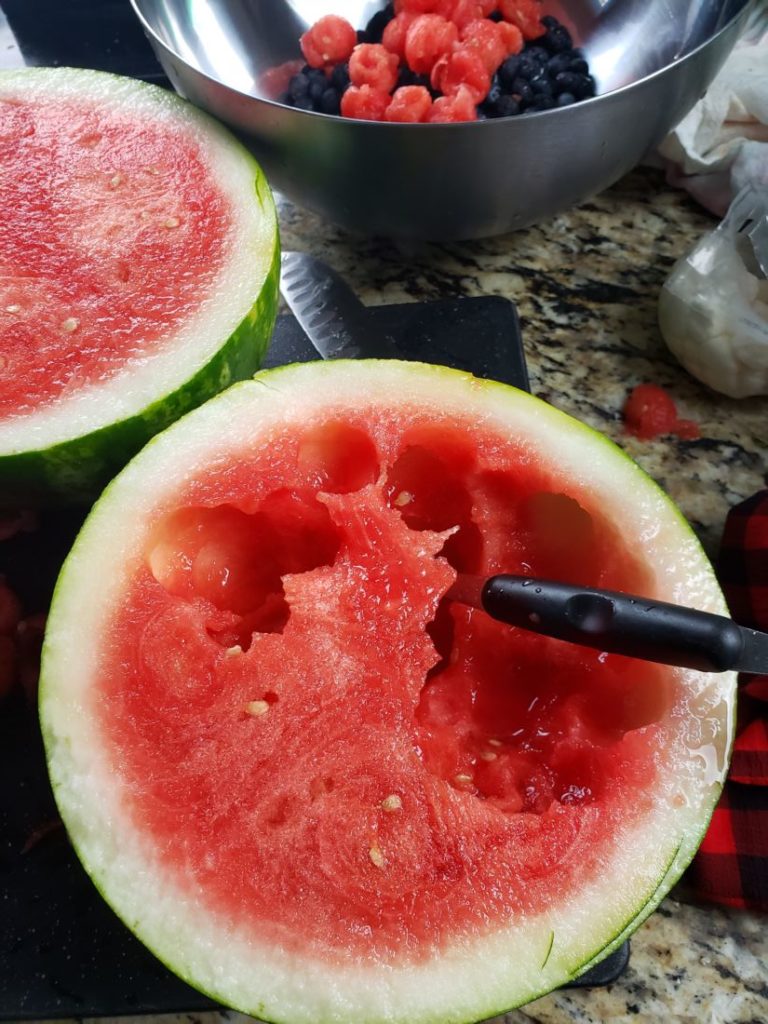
[[41, 361, 735, 1024], [0, 68, 279, 503]]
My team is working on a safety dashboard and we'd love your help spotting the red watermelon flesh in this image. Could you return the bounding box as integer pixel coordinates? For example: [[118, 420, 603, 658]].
[[96, 409, 677, 963], [0, 96, 231, 419]]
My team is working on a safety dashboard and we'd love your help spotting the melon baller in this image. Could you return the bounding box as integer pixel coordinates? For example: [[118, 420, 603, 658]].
[[452, 574, 768, 673]]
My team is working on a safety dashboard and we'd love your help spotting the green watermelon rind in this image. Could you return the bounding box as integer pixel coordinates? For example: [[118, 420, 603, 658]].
[[0, 67, 280, 505], [40, 360, 736, 1024]]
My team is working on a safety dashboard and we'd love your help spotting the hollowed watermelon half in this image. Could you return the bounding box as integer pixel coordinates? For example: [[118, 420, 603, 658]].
[[0, 67, 279, 505], [41, 361, 735, 1024]]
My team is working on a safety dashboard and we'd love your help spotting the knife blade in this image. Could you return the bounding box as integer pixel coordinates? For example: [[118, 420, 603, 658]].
[[280, 251, 400, 360], [739, 628, 768, 675]]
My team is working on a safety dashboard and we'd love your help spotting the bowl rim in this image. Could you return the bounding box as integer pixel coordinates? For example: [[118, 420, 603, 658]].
[[129, 0, 753, 128]]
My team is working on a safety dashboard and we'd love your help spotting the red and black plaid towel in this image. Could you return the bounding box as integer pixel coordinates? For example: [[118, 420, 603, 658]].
[[688, 491, 768, 913]]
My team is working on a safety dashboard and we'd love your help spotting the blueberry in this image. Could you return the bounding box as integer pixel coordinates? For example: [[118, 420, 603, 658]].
[[517, 56, 541, 79], [555, 71, 594, 99], [541, 15, 560, 29], [530, 76, 554, 98], [397, 67, 430, 89], [511, 78, 533, 104], [499, 56, 522, 89], [319, 88, 341, 115], [301, 64, 327, 83], [294, 95, 315, 111], [365, 3, 394, 43], [528, 95, 555, 111], [557, 92, 576, 107], [488, 10, 503, 22], [495, 95, 521, 118], [309, 79, 326, 102], [554, 71, 582, 94], [486, 74, 502, 105], [570, 57, 589, 75], [277, 91, 294, 107], [330, 63, 350, 91], [356, 29, 367, 44], [289, 73, 310, 101], [547, 52, 573, 76], [544, 25, 573, 53], [524, 46, 550, 67]]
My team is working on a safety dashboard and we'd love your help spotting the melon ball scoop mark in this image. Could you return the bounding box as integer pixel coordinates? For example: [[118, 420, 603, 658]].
[[0, 68, 279, 505], [41, 360, 735, 1024]]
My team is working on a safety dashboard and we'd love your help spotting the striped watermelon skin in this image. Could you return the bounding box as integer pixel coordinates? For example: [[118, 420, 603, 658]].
[[0, 68, 280, 506]]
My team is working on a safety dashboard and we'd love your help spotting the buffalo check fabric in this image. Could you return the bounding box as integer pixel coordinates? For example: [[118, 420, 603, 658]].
[[688, 490, 768, 912]]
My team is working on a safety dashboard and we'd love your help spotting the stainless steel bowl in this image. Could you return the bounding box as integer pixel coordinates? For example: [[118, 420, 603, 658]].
[[130, 0, 754, 239]]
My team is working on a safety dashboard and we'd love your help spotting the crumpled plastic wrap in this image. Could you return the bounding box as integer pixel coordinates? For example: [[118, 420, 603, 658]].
[[658, 185, 768, 398], [655, 5, 768, 215]]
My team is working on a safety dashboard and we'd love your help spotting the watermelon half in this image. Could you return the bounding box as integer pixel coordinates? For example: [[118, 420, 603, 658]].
[[0, 67, 279, 504], [41, 361, 735, 1024]]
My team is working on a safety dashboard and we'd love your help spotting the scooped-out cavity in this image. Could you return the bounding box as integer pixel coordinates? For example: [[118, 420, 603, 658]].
[[145, 420, 666, 812], [297, 420, 380, 493], [381, 438, 669, 815], [146, 492, 344, 650], [112, 409, 679, 958]]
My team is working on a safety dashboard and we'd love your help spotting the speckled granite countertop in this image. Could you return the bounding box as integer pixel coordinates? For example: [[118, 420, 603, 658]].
[[37, 170, 767, 1024]]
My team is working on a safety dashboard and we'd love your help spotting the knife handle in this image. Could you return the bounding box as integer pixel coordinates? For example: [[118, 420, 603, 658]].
[[481, 575, 744, 673]]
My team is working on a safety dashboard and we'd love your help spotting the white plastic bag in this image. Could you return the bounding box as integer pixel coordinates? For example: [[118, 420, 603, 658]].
[[658, 185, 768, 398], [656, 4, 768, 215]]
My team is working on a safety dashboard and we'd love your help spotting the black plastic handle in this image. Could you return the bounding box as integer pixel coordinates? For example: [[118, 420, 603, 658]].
[[481, 575, 746, 673]]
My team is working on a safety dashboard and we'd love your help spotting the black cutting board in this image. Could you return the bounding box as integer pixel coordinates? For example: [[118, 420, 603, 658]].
[[0, 0, 166, 80], [0, 297, 629, 1021]]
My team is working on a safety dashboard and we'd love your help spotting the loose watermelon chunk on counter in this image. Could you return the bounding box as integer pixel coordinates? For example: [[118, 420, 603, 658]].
[[41, 361, 735, 1024], [0, 67, 279, 504]]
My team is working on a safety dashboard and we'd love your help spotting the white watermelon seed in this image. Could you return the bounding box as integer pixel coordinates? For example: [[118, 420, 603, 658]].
[[381, 794, 402, 812], [164, 217, 180, 229], [225, 645, 243, 657], [393, 491, 413, 507], [61, 318, 79, 333], [488, 739, 503, 747], [109, 173, 123, 188], [245, 700, 269, 717], [5, 305, 21, 313], [454, 773, 473, 785], [369, 845, 385, 868], [480, 751, 497, 762]]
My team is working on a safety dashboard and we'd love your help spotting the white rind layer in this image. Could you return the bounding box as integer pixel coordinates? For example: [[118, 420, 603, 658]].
[[41, 361, 736, 1024], [0, 67, 276, 453]]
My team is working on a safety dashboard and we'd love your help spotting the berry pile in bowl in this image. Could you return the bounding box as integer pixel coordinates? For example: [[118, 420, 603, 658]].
[[267, 1, 596, 123]]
